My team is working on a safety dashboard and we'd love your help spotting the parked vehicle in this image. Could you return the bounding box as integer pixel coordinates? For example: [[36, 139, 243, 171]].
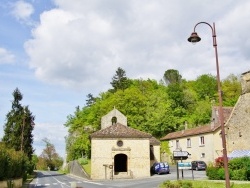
[[150, 162, 170, 175], [191, 161, 207, 171]]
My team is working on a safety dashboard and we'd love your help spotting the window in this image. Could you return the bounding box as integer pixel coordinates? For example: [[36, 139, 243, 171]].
[[176, 140, 180, 149], [200, 136, 205, 146], [117, 140, 123, 147], [187, 138, 191, 147], [201, 153, 205, 158]]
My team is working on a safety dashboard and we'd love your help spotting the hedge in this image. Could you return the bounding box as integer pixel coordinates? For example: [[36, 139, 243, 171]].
[[0, 143, 30, 181]]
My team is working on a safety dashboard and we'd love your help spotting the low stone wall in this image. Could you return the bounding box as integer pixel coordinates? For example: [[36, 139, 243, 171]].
[[0, 178, 22, 188], [68, 160, 90, 179]]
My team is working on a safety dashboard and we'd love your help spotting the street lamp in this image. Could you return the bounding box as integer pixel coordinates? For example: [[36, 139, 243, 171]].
[[187, 22, 230, 188]]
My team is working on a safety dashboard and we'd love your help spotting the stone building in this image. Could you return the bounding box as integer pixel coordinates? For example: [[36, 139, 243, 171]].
[[161, 70, 250, 163], [226, 70, 250, 153], [90, 108, 160, 180], [160, 107, 233, 164]]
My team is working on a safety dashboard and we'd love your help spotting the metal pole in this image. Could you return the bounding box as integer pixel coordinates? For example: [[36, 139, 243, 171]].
[[212, 22, 230, 188]]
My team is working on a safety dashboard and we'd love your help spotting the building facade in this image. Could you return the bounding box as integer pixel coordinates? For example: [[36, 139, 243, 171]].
[[160, 107, 233, 164], [90, 108, 160, 180]]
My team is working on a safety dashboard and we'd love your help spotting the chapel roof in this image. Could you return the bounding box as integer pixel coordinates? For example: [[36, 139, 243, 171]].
[[90, 123, 152, 139]]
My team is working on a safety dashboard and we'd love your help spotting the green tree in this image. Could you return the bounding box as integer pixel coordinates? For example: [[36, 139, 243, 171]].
[[193, 74, 217, 100], [40, 138, 63, 170], [110, 67, 130, 91], [222, 74, 241, 106], [2, 88, 35, 160], [163, 69, 182, 85], [86, 93, 96, 106]]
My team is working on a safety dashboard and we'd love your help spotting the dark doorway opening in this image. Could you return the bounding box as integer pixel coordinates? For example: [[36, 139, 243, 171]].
[[114, 154, 127, 173]]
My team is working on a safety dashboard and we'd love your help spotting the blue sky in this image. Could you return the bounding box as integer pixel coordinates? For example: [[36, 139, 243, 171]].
[[1, 0, 250, 157]]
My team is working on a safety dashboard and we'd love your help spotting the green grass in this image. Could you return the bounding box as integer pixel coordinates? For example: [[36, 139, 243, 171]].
[[159, 180, 250, 188], [82, 160, 91, 175]]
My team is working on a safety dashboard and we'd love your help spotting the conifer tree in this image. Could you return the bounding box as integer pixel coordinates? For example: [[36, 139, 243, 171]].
[[2, 88, 35, 160]]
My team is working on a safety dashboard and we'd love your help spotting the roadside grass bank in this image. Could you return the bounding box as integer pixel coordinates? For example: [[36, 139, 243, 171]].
[[159, 180, 250, 188]]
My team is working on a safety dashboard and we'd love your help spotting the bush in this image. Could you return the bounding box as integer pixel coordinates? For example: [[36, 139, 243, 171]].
[[78, 158, 88, 165], [206, 166, 220, 180], [0, 143, 30, 180], [160, 180, 193, 188]]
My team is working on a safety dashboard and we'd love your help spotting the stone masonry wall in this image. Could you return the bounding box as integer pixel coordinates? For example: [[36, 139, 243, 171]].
[[226, 92, 250, 153]]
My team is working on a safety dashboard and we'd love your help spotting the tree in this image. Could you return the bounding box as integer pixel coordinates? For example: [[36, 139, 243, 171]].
[[2, 88, 35, 160], [86, 93, 96, 106], [110, 67, 130, 91], [193, 74, 217, 100], [163, 69, 182, 85], [222, 74, 241, 106], [40, 138, 63, 170]]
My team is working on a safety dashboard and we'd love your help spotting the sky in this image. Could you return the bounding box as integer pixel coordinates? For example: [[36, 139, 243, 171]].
[[0, 0, 249, 158]]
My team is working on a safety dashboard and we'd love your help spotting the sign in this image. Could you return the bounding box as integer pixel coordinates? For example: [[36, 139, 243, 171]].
[[173, 151, 190, 160], [178, 162, 191, 169]]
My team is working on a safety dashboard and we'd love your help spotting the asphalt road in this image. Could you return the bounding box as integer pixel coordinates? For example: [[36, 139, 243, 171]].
[[27, 166, 207, 188]]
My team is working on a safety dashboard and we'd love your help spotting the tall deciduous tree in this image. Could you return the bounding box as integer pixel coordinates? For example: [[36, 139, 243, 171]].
[[110, 67, 130, 91], [40, 138, 63, 170], [164, 69, 182, 85], [2, 88, 35, 160], [222, 74, 241, 106]]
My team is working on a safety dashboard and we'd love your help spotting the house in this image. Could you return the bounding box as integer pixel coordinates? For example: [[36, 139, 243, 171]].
[[90, 108, 160, 180], [161, 70, 250, 164], [160, 107, 233, 164]]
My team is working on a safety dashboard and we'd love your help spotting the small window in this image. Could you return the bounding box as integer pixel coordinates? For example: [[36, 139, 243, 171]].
[[117, 140, 123, 147], [187, 138, 191, 148], [176, 140, 180, 149], [200, 136, 205, 146], [201, 153, 205, 158]]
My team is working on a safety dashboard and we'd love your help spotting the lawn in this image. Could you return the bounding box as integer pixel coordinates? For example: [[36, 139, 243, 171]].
[[159, 180, 250, 188]]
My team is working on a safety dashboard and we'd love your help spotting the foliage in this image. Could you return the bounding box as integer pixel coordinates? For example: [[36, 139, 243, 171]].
[[207, 157, 250, 181], [2, 88, 35, 160], [161, 180, 250, 188], [37, 138, 63, 170], [164, 69, 182, 84], [64, 69, 241, 161], [0, 143, 29, 180], [78, 158, 89, 165], [228, 157, 250, 180], [193, 74, 217, 101], [160, 180, 193, 188], [110, 67, 131, 92], [215, 156, 224, 167], [221, 74, 241, 106]]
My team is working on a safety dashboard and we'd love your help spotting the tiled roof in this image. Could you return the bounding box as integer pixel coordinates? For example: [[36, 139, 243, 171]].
[[90, 123, 152, 139], [160, 107, 233, 141], [150, 136, 161, 145], [160, 124, 218, 140]]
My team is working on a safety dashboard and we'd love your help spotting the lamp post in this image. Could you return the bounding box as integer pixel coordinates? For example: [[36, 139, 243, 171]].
[[187, 22, 230, 188]]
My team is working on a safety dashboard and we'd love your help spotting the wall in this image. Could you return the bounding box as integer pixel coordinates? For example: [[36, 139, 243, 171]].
[[227, 93, 250, 153], [91, 138, 150, 180], [168, 132, 218, 164]]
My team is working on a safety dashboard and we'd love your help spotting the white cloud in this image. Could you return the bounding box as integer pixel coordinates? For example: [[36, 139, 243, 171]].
[[11, 0, 34, 22], [33, 122, 68, 157], [24, 0, 250, 95], [0, 48, 15, 64]]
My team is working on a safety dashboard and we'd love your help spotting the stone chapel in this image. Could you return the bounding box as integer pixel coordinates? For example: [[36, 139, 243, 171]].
[[90, 108, 160, 180]]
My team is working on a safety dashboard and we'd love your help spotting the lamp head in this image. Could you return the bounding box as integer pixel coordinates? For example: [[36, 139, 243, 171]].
[[188, 32, 201, 44]]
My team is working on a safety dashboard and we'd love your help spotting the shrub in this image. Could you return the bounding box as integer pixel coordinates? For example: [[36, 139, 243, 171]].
[[206, 166, 220, 180], [160, 180, 193, 188], [78, 158, 88, 165], [0, 143, 30, 180]]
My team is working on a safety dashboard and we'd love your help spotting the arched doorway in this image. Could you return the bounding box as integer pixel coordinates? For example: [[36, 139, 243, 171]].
[[114, 154, 127, 174]]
